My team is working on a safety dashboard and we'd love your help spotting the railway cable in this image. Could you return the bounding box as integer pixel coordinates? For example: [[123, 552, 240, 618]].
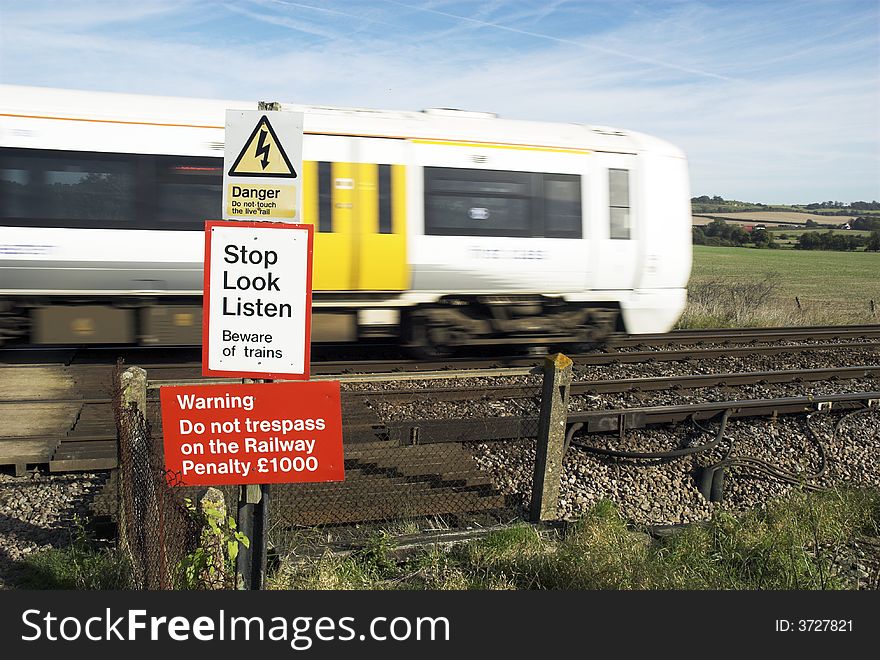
[[565, 405, 873, 502], [564, 409, 732, 460], [703, 406, 873, 497]]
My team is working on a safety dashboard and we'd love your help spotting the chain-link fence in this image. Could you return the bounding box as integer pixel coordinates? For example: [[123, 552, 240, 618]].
[[111, 362, 239, 589]]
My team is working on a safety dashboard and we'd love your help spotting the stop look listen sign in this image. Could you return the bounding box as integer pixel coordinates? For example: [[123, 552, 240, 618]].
[[202, 220, 313, 379]]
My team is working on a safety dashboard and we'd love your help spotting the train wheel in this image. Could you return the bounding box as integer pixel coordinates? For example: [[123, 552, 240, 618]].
[[404, 312, 457, 359]]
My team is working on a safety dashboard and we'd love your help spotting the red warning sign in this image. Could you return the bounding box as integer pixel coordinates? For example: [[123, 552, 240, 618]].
[[159, 381, 344, 487]]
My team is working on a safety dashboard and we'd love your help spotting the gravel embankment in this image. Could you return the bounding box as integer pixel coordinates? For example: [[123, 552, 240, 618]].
[[0, 471, 108, 589]]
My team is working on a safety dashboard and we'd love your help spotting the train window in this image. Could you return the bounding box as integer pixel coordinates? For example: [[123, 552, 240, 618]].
[[154, 158, 222, 228], [543, 175, 582, 238], [609, 168, 630, 239], [430, 177, 530, 196], [424, 167, 582, 238], [0, 167, 29, 218], [46, 158, 134, 222], [378, 164, 393, 234], [317, 161, 332, 232], [0, 151, 135, 224], [426, 194, 531, 236]]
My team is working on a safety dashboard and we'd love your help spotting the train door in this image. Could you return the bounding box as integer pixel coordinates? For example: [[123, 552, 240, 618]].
[[300, 135, 409, 291], [351, 138, 409, 290], [301, 135, 355, 290], [591, 154, 639, 291]]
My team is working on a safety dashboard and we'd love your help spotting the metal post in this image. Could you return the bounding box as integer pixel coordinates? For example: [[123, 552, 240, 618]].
[[236, 376, 271, 589], [236, 486, 255, 590], [251, 484, 270, 589], [233, 99, 280, 590], [530, 353, 573, 522]]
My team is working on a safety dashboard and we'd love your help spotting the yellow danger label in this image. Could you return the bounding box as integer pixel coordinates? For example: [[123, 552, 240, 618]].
[[228, 115, 298, 178], [226, 184, 297, 218]]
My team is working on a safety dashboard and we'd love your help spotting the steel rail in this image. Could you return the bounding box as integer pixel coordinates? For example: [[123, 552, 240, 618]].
[[5, 363, 879, 406], [382, 391, 880, 445], [340, 365, 880, 402], [608, 324, 880, 347]]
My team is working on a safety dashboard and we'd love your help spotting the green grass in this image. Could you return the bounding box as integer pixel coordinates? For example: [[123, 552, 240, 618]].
[[10, 519, 131, 589], [268, 489, 880, 590], [679, 245, 880, 327]]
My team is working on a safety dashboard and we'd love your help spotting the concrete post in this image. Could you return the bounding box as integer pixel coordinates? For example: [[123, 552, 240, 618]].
[[117, 366, 149, 586], [121, 366, 147, 415], [530, 353, 573, 522]]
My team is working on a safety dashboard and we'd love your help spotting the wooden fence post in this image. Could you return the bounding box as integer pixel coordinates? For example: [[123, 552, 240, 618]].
[[530, 353, 573, 522]]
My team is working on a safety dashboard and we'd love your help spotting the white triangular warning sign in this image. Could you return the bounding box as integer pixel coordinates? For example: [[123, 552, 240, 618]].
[[228, 115, 298, 178]]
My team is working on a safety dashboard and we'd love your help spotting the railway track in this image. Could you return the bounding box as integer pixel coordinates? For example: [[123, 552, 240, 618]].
[[2, 323, 879, 369], [1, 351, 877, 471], [2, 324, 878, 528], [608, 324, 880, 347], [0, 326, 880, 520]]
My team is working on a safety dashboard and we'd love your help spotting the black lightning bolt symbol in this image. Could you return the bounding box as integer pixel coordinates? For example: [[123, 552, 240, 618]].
[[255, 129, 271, 169]]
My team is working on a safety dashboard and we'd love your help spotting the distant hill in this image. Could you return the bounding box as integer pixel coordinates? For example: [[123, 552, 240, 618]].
[[691, 196, 880, 215]]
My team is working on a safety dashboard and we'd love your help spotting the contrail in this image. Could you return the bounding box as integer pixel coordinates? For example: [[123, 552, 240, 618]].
[[384, 0, 738, 83]]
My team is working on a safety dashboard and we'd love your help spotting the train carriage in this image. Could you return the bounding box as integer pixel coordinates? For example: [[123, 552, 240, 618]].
[[0, 85, 692, 355]]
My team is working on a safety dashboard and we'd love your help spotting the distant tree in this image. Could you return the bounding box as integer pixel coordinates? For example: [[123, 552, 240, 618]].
[[730, 226, 750, 245], [796, 230, 866, 251], [805, 219, 819, 228], [867, 231, 880, 252], [752, 228, 772, 247], [703, 218, 726, 237], [796, 233, 817, 250], [852, 216, 880, 231], [692, 226, 707, 244]]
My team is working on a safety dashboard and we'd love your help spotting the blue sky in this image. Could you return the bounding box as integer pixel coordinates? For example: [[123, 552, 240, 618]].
[[1, 0, 878, 204]]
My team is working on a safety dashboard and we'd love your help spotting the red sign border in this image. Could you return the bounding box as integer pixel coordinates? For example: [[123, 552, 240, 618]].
[[202, 220, 314, 379]]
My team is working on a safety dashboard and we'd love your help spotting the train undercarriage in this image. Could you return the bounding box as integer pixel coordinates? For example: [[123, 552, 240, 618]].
[[0, 294, 621, 356]]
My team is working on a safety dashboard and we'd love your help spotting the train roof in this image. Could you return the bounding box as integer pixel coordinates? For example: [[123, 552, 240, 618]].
[[0, 84, 685, 159]]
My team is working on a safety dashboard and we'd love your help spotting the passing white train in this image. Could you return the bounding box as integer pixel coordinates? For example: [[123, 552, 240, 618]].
[[0, 85, 692, 355]]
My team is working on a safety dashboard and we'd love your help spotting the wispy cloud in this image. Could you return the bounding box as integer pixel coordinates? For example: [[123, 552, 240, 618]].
[[0, 0, 877, 203], [384, 0, 741, 82]]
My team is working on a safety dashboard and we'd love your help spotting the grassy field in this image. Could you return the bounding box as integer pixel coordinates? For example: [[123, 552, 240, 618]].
[[680, 245, 880, 327], [693, 211, 856, 226]]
